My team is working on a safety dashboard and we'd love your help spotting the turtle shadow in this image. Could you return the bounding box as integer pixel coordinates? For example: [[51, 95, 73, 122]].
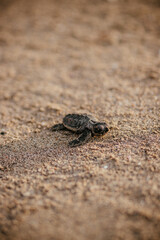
[[0, 125, 116, 176], [0, 128, 79, 175]]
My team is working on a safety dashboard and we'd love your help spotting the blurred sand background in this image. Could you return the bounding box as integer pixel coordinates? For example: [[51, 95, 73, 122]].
[[0, 0, 160, 239]]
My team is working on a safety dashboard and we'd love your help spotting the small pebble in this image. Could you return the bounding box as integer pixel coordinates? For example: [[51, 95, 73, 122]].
[[103, 165, 108, 169], [0, 131, 6, 135]]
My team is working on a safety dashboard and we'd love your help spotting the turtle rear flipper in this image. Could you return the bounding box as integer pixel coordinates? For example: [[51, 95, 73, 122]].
[[51, 123, 67, 131], [69, 129, 92, 147]]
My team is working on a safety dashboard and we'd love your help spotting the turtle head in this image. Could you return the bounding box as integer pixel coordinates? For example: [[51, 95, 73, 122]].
[[92, 122, 109, 136]]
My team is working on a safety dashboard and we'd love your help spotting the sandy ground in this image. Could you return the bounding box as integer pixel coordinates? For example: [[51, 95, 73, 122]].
[[0, 0, 160, 239]]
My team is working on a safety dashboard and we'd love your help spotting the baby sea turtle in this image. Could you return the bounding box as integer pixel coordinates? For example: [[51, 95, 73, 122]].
[[51, 113, 109, 147]]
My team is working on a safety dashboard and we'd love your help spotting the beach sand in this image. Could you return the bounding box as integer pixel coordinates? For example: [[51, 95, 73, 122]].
[[0, 0, 160, 239]]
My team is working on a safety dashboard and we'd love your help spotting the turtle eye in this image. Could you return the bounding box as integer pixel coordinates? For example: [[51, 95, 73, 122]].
[[105, 127, 109, 132], [94, 123, 108, 134]]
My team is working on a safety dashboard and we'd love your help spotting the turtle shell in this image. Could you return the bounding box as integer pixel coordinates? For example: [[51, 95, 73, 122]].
[[63, 114, 95, 132]]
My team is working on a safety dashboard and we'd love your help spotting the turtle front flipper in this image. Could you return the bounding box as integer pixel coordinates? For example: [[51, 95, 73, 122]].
[[51, 123, 67, 131], [69, 129, 92, 147]]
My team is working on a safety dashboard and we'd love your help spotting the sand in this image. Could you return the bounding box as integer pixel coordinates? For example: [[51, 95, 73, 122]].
[[0, 0, 160, 239]]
